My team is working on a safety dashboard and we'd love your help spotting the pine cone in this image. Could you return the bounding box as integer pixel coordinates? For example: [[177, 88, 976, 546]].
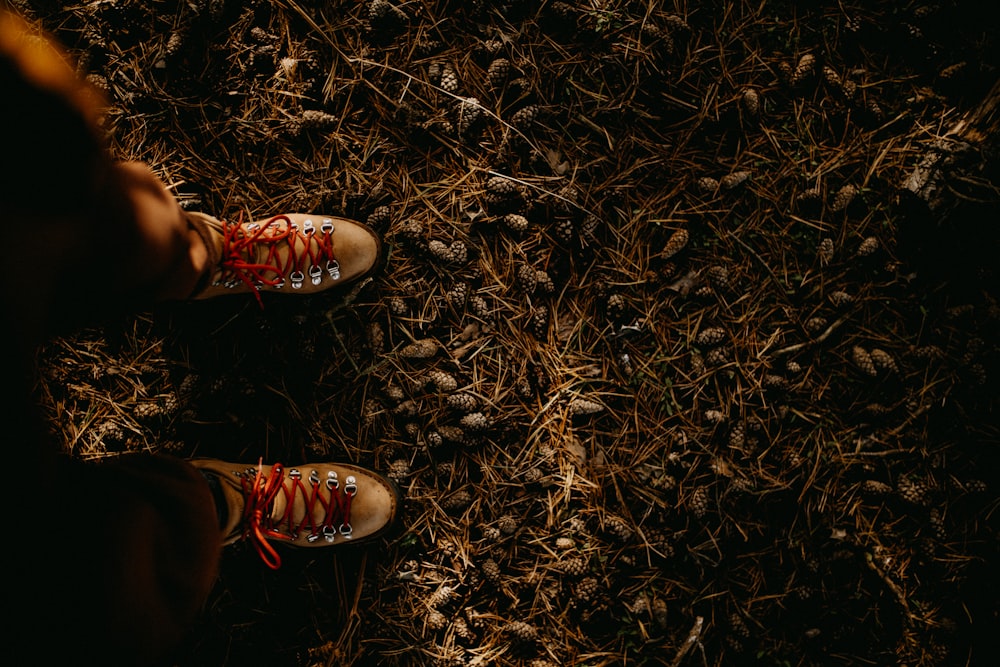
[[398, 218, 425, 247], [468, 294, 491, 321], [446, 282, 469, 306], [440, 64, 459, 93], [606, 293, 626, 320], [453, 616, 475, 642], [861, 479, 893, 497], [706, 265, 730, 287], [535, 270, 556, 295], [367, 205, 391, 230], [762, 374, 789, 391], [662, 229, 689, 259], [530, 304, 550, 338], [485, 175, 521, 204], [695, 327, 726, 347], [428, 239, 456, 263], [897, 476, 932, 506], [447, 392, 479, 412], [460, 411, 491, 432], [481, 558, 502, 585], [442, 488, 471, 511], [504, 621, 538, 643], [573, 577, 600, 604], [695, 176, 719, 195], [516, 263, 538, 293], [427, 370, 459, 392], [438, 425, 466, 443], [689, 487, 710, 518], [425, 609, 447, 630], [822, 65, 844, 96], [852, 346, 878, 377], [568, 398, 604, 416], [796, 187, 822, 208], [503, 213, 529, 233], [720, 171, 751, 190], [400, 338, 438, 359], [487, 57, 512, 88], [428, 585, 456, 609], [559, 557, 588, 577], [553, 216, 575, 243], [741, 88, 760, 116], [830, 184, 857, 212], [728, 422, 746, 448], [497, 513, 518, 535], [133, 402, 163, 420], [817, 237, 835, 265], [580, 212, 601, 239], [829, 290, 853, 307], [705, 346, 730, 367], [869, 348, 898, 374], [455, 97, 483, 137], [605, 516, 634, 542], [704, 409, 726, 423], [388, 296, 407, 316], [856, 236, 879, 257], [511, 104, 541, 130], [387, 459, 411, 483], [555, 536, 574, 549], [165, 31, 184, 57], [866, 99, 884, 122], [805, 316, 828, 334], [791, 53, 816, 87]]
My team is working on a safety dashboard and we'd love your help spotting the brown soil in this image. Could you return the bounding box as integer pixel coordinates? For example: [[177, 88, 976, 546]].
[[18, 0, 1000, 665]]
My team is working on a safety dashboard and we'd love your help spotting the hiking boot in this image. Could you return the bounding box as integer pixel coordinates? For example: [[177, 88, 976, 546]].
[[191, 458, 401, 569], [187, 212, 381, 304]]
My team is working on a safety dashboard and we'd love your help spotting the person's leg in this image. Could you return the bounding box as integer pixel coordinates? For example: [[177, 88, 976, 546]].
[[2, 11, 389, 665], [1, 13, 223, 665]]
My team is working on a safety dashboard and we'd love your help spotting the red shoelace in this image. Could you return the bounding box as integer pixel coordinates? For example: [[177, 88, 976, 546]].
[[217, 214, 342, 306], [240, 460, 356, 569]]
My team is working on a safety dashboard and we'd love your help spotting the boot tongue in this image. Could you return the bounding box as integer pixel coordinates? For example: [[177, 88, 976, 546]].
[[183, 211, 225, 296], [199, 469, 230, 531]]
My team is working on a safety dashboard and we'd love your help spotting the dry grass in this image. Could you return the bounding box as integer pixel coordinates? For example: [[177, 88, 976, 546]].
[[19, 0, 1000, 665]]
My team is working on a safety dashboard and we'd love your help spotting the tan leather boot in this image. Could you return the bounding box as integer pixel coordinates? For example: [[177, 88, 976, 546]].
[[191, 458, 401, 569], [187, 212, 381, 304]]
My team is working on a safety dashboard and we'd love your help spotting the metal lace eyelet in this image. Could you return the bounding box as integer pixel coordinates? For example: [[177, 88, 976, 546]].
[[306, 532, 321, 543], [274, 277, 285, 290], [323, 526, 337, 543], [321, 219, 334, 234], [246, 222, 260, 232], [290, 270, 305, 289], [326, 471, 339, 490], [309, 264, 323, 285], [340, 524, 353, 538], [327, 260, 341, 281], [309, 469, 320, 485], [345, 475, 357, 495], [289, 468, 301, 480], [303, 219, 315, 235]]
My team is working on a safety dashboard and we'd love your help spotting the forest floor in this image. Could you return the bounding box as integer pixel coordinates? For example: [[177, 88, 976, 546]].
[[16, 0, 1000, 665]]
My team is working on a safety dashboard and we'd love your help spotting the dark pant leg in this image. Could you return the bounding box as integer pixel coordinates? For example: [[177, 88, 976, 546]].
[[1, 12, 222, 666]]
